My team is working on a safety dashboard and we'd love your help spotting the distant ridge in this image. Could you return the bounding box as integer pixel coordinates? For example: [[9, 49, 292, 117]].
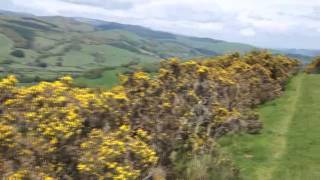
[[0, 9, 315, 86]]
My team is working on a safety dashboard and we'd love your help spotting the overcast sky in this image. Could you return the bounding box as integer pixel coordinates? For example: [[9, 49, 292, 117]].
[[1, 0, 320, 49]]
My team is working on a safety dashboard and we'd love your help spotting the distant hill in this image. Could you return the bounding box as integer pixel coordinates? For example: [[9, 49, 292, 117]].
[[73, 17, 256, 58], [284, 53, 313, 64], [275, 48, 320, 64], [0, 11, 257, 86], [271, 49, 316, 64], [278, 49, 320, 57], [0, 10, 315, 87]]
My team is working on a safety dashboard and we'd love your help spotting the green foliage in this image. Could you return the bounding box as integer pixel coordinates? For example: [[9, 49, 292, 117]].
[[36, 61, 48, 68], [173, 149, 240, 180]]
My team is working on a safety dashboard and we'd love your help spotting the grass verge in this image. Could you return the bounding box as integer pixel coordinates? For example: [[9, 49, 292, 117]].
[[219, 74, 310, 180]]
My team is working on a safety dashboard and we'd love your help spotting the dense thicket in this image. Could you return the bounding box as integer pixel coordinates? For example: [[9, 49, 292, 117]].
[[0, 51, 299, 179]]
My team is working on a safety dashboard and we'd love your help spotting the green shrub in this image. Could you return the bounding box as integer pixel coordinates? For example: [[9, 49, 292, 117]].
[[37, 62, 48, 68], [173, 151, 240, 180], [10, 49, 25, 58], [82, 67, 116, 79]]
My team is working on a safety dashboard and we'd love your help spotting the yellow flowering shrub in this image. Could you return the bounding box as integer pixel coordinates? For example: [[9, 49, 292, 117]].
[[0, 76, 157, 179], [78, 126, 157, 179], [305, 56, 320, 74], [0, 51, 299, 179], [0, 75, 17, 104], [3, 78, 84, 144], [0, 123, 16, 150], [119, 51, 299, 176]]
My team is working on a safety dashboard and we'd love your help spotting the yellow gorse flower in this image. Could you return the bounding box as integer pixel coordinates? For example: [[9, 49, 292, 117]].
[[0, 51, 300, 179]]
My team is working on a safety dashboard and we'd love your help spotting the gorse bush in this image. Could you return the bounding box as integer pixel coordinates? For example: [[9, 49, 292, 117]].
[[0, 76, 157, 179], [0, 51, 299, 179], [305, 56, 320, 74]]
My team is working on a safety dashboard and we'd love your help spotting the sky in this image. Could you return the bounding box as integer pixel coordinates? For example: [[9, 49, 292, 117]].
[[1, 0, 320, 49]]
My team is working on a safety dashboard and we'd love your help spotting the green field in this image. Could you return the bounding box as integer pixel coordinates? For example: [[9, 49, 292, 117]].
[[74, 68, 124, 88], [219, 74, 320, 180]]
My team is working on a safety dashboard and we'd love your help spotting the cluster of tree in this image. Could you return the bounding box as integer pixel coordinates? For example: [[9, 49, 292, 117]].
[[0, 51, 299, 179], [10, 49, 25, 58], [305, 56, 320, 74], [82, 66, 116, 80]]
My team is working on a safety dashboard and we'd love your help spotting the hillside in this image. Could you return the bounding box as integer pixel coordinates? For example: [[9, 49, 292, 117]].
[[279, 49, 320, 57], [0, 11, 254, 87], [274, 49, 318, 64], [284, 53, 313, 64]]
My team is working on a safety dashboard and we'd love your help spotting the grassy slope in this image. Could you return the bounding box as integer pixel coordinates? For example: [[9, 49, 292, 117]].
[[0, 34, 12, 61], [219, 74, 320, 180], [176, 36, 254, 54], [0, 13, 257, 86], [74, 68, 123, 88]]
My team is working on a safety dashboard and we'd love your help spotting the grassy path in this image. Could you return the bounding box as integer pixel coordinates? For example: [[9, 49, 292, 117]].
[[219, 74, 320, 180]]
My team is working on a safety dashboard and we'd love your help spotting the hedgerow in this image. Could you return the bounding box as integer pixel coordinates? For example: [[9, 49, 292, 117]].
[[0, 51, 299, 179], [305, 56, 320, 74]]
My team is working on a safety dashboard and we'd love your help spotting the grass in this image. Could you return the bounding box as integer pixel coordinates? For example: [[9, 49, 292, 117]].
[[0, 34, 13, 61], [176, 36, 254, 54], [81, 44, 159, 66], [219, 74, 320, 180], [32, 36, 56, 51], [62, 50, 94, 67], [74, 68, 124, 88], [271, 74, 320, 180]]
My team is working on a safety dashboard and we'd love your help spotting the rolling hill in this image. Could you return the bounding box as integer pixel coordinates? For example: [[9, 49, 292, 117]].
[[0, 10, 317, 88], [274, 49, 319, 64], [278, 49, 320, 57], [0, 10, 256, 87]]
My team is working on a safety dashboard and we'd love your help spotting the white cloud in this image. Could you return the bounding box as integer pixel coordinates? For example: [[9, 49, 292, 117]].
[[62, 0, 135, 9], [237, 12, 294, 34], [240, 28, 256, 37], [1, 0, 320, 48]]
